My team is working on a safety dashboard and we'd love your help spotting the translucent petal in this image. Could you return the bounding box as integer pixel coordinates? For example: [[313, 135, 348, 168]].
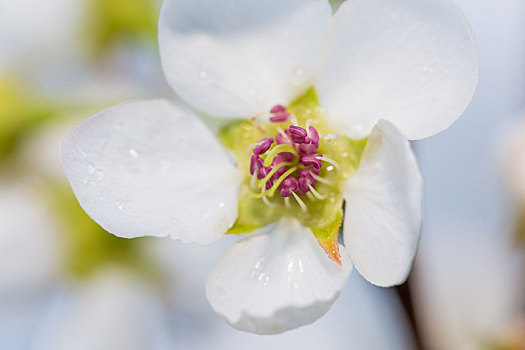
[[206, 218, 352, 334], [159, 0, 331, 118], [63, 99, 241, 245], [343, 120, 422, 286], [316, 0, 479, 140]]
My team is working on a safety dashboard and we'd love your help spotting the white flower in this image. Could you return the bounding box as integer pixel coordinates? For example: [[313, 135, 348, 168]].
[[62, 0, 479, 334]]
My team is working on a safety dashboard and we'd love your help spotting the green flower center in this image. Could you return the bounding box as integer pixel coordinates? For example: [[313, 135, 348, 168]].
[[219, 88, 368, 263]]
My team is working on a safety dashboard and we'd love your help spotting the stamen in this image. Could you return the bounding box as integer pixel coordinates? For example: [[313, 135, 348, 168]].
[[306, 192, 316, 201], [289, 125, 307, 144], [276, 127, 287, 137], [270, 113, 290, 123], [311, 173, 332, 185], [250, 155, 263, 175], [284, 197, 291, 208], [257, 166, 271, 180], [318, 155, 340, 170], [250, 167, 297, 198], [270, 105, 286, 114], [290, 114, 299, 126], [253, 138, 274, 155], [262, 196, 277, 208], [298, 171, 315, 194], [301, 156, 322, 169], [257, 162, 291, 186], [276, 130, 293, 146], [265, 167, 297, 197], [308, 185, 326, 200], [263, 144, 297, 167], [291, 192, 308, 213], [308, 127, 320, 144], [250, 171, 258, 189], [280, 176, 299, 198]]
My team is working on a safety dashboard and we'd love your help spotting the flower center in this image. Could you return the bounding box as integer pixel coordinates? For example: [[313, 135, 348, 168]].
[[218, 88, 368, 263], [247, 105, 340, 213]]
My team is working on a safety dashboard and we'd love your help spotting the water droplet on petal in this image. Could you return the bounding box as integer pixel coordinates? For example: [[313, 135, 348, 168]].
[[86, 163, 96, 175], [218, 202, 225, 208], [129, 148, 139, 158]]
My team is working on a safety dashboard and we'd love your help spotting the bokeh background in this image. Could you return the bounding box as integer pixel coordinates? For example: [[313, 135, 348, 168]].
[[0, 0, 524, 349]]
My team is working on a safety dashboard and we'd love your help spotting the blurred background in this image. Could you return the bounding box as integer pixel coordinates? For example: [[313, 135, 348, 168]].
[[0, 0, 524, 349]]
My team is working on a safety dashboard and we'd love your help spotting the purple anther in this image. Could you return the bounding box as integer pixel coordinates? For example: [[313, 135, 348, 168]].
[[253, 138, 274, 155], [278, 152, 295, 162], [276, 130, 293, 145], [265, 178, 274, 190], [280, 176, 298, 198], [308, 126, 319, 144], [258, 166, 271, 180], [270, 113, 290, 123], [250, 155, 263, 175], [298, 142, 318, 156], [298, 172, 315, 194], [270, 105, 286, 114], [301, 156, 322, 169], [272, 158, 288, 178], [288, 126, 307, 144]]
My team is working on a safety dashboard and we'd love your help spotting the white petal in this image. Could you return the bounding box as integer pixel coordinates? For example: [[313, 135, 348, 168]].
[[206, 218, 352, 334], [159, 0, 332, 118], [62, 99, 241, 245], [343, 120, 422, 287], [315, 0, 479, 140]]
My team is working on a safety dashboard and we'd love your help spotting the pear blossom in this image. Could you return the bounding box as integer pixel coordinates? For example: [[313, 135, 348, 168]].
[[63, 0, 479, 334]]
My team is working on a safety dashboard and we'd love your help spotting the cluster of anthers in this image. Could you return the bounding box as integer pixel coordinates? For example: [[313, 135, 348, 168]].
[[248, 105, 340, 212]]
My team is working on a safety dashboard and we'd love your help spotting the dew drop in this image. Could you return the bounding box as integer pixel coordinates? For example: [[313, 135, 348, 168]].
[[86, 163, 96, 175], [326, 165, 335, 172], [117, 204, 123, 210], [129, 148, 139, 158], [422, 65, 433, 73], [218, 202, 225, 208], [82, 178, 94, 187]]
